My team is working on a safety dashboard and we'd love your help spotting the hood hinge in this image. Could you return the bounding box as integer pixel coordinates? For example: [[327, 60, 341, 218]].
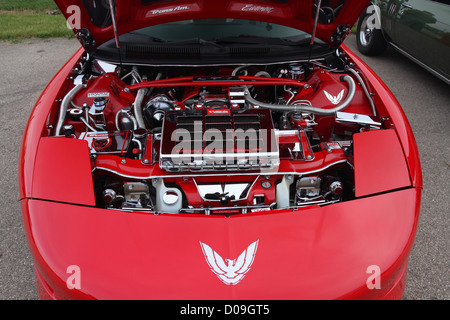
[[76, 28, 96, 54], [330, 24, 352, 48]]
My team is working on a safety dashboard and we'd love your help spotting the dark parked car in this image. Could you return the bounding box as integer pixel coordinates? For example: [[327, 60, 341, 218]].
[[357, 0, 450, 84]]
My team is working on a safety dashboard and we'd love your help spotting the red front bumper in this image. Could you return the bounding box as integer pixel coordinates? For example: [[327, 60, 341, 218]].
[[22, 187, 421, 300]]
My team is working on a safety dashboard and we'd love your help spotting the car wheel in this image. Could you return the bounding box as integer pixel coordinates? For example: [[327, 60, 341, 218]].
[[356, 10, 388, 56]]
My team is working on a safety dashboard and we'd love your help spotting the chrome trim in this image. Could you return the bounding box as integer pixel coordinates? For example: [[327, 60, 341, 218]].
[[193, 177, 259, 202], [90, 58, 328, 68], [55, 83, 84, 136], [92, 160, 348, 180], [347, 68, 377, 116], [179, 203, 276, 215], [388, 42, 450, 85], [311, 0, 322, 46], [336, 111, 381, 127], [93, 60, 117, 74], [400, 3, 413, 9], [108, 0, 120, 49]]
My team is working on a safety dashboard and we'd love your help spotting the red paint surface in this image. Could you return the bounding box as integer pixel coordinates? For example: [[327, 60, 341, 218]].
[[55, 0, 370, 47], [22, 187, 420, 300], [354, 129, 411, 197], [31, 137, 95, 205]]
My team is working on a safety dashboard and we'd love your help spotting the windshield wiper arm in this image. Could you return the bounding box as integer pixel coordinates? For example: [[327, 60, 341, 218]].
[[163, 38, 224, 48], [213, 35, 311, 46]]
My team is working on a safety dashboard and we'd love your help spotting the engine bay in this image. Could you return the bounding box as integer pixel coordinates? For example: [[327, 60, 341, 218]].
[[52, 52, 389, 215]]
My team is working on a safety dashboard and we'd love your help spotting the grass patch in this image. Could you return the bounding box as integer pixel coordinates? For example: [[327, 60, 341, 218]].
[[0, 12, 74, 41], [0, 0, 58, 12]]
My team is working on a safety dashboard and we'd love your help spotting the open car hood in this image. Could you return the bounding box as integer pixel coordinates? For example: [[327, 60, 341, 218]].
[[55, 0, 370, 50]]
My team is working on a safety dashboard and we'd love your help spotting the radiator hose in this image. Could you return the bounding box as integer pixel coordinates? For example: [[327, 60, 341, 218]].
[[244, 75, 356, 115], [55, 84, 84, 136]]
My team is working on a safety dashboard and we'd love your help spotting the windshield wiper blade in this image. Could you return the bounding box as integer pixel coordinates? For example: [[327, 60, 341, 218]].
[[164, 38, 224, 48], [214, 35, 311, 46], [126, 33, 167, 43]]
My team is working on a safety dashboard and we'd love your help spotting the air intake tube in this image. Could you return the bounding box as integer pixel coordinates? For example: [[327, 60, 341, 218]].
[[244, 75, 356, 115], [55, 84, 84, 136]]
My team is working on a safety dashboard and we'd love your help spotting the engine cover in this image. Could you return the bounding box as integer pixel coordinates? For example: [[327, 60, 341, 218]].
[[160, 108, 279, 172]]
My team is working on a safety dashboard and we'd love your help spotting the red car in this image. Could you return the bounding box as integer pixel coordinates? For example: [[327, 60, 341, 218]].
[[19, 0, 422, 300]]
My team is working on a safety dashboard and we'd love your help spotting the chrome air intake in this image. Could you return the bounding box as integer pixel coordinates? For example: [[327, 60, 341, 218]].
[[159, 109, 279, 172]]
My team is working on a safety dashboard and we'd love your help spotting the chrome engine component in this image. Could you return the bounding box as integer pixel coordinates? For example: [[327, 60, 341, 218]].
[[296, 177, 321, 199], [89, 97, 109, 130], [123, 182, 151, 209], [103, 189, 117, 204], [294, 176, 327, 206], [79, 131, 132, 155], [228, 87, 246, 107], [329, 180, 344, 196], [159, 109, 279, 172], [243, 75, 356, 115], [56, 81, 84, 136]]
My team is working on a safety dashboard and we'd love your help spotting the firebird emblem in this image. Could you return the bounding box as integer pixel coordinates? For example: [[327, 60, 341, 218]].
[[200, 240, 259, 285], [92, 138, 111, 151], [324, 89, 345, 105]]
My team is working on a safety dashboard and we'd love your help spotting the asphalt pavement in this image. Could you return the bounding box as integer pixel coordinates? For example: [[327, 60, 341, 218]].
[[0, 34, 448, 300]]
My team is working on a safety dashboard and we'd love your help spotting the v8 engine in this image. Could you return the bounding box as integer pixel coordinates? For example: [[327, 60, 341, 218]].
[[53, 56, 386, 215]]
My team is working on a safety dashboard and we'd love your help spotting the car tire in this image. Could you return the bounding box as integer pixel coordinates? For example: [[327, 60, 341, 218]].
[[356, 10, 388, 56]]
